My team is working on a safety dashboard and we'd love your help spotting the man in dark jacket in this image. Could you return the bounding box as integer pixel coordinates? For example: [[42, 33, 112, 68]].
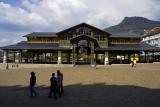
[[57, 70, 64, 95], [48, 73, 57, 99], [30, 72, 37, 97]]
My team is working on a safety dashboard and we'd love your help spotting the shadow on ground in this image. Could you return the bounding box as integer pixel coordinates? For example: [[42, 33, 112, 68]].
[[0, 83, 160, 107]]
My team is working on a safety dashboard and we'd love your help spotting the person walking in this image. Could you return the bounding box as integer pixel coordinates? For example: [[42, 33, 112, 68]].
[[57, 70, 64, 97], [30, 72, 37, 98], [131, 60, 134, 67], [48, 73, 57, 99], [131, 58, 137, 68], [133, 58, 137, 67]]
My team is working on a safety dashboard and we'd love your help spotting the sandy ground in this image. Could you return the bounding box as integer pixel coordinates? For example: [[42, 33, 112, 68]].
[[0, 64, 160, 107]]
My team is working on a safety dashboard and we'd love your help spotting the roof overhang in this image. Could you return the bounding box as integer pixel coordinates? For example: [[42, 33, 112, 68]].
[[0, 41, 71, 51], [23, 32, 58, 38], [95, 43, 160, 52]]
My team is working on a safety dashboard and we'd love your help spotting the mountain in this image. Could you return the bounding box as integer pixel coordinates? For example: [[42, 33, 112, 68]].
[[104, 16, 160, 35]]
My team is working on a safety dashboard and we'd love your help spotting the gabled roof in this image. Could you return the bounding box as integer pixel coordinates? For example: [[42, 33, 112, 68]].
[[23, 23, 111, 38], [57, 23, 111, 36], [23, 32, 58, 37]]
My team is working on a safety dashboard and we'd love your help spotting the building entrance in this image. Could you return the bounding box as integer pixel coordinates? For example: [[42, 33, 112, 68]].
[[71, 35, 97, 65], [75, 40, 90, 64]]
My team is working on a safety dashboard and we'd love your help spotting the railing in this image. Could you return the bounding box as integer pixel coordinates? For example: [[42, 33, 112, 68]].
[[59, 40, 72, 48], [98, 40, 108, 48]]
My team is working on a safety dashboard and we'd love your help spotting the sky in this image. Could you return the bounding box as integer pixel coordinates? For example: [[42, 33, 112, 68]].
[[0, 0, 160, 47]]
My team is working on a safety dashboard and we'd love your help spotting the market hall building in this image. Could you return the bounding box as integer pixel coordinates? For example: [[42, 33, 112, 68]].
[[1, 23, 160, 65]]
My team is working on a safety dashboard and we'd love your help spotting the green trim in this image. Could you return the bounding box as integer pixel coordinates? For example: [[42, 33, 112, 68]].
[[98, 40, 108, 48], [59, 40, 71, 47]]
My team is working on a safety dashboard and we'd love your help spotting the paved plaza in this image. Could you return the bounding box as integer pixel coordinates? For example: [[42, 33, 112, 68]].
[[0, 64, 160, 107]]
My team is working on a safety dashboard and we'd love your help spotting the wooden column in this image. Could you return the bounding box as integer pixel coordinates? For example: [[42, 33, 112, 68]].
[[17, 50, 21, 63], [93, 44, 94, 65], [32, 52, 34, 64], [44, 52, 46, 64], [144, 51, 147, 62], [152, 52, 155, 62], [90, 42, 92, 65], [90, 42, 95, 66], [146, 52, 149, 63], [76, 43, 78, 64], [37, 53, 40, 62], [58, 50, 62, 64], [104, 51, 109, 65], [72, 44, 76, 65], [138, 53, 140, 63], [128, 53, 131, 63], [76, 46, 79, 63], [26, 51, 29, 63], [95, 53, 98, 65], [3, 50, 8, 63], [20, 50, 22, 63], [13, 51, 16, 63], [67, 53, 71, 64]]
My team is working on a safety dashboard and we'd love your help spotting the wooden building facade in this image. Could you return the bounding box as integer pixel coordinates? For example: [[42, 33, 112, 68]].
[[1, 23, 160, 65]]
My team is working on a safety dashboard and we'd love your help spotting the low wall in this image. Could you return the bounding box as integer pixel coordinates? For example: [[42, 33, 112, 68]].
[[0, 62, 159, 70], [0, 63, 74, 70], [153, 62, 160, 64]]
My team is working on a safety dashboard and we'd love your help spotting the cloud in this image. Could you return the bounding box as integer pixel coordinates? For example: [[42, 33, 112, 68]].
[[0, 31, 26, 46], [0, 0, 160, 46], [21, 0, 89, 29], [82, 0, 160, 27], [0, 2, 49, 32]]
